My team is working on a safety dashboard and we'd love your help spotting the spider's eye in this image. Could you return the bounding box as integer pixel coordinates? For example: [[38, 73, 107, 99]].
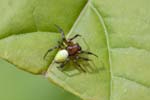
[[54, 49, 68, 63]]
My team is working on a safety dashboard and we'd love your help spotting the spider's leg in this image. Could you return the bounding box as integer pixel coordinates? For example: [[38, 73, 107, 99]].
[[43, 45, 59, 59], [57, 41, 64, 48], [76, 56, 92, 61], [69, 34, 81, 41], [80, 50, 98, 57], [58, 41, 62, 45], [57, 58, 69, 69], [73, 60, 86, 72], [55, 24, 66, 41]]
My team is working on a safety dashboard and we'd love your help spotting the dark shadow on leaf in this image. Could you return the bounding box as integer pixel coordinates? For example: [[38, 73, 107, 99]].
[[58, 59, 105, 77]]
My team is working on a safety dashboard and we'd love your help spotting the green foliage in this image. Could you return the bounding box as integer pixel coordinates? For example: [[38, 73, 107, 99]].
[[0, 0, 86, 73], [0, 0, 150, 100]]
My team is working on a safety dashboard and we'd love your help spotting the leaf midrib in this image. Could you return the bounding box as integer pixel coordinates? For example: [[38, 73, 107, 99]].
[[47, 1, 113, 99], [89, 2, 112, 100], [66, 1, 150, 99], [90, 0, 150, 90]]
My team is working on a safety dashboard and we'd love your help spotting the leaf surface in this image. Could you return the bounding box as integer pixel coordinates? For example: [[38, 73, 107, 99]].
[[0, 0, 150, 100]]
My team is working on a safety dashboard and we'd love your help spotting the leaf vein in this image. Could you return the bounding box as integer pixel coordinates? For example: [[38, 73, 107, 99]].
[[89, 3, 113, 100], [114, 75, 150, 88]]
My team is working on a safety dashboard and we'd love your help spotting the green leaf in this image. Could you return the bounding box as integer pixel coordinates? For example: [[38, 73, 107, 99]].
[[0, 0, 150, 100], [47, 0, 150, 100], [0, 0, 87, 74]]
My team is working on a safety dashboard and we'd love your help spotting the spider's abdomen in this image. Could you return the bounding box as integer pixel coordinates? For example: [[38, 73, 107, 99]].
[[67, 44, 81, 56], [54, 49, 68, 63]]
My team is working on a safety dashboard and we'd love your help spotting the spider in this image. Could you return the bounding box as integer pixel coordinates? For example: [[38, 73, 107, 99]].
[[44, 25, 98, 72]]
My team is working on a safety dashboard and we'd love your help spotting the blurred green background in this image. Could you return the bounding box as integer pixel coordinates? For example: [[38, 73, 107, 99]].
[[0, 59, 81, 100]]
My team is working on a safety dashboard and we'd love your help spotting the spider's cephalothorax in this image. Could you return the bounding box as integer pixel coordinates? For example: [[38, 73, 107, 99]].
[[44, 25, 98, 72]]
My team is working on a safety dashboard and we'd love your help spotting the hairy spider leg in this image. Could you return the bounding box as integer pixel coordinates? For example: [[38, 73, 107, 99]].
[[76, 56, 97, 72], [54, 24, 66, 41], [73, 60, 86, 72], [57, 41, 65, 48], [69, 34, 81, 41], [76, 56, 92, 61], [43, 45, 60, 59], [80, 50, 98, 57]]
